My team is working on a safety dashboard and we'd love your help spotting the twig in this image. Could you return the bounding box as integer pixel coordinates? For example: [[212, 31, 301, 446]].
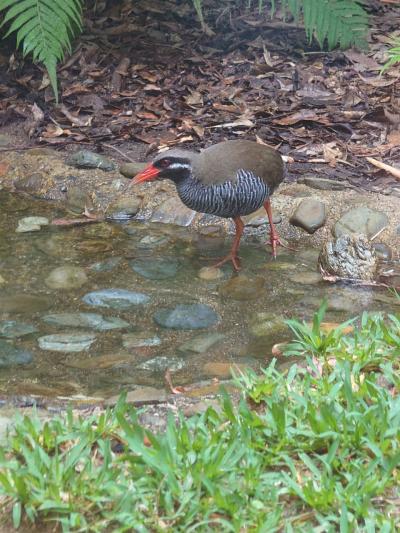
[[366, 156, 400, 181], [101, 143, 137, 162]]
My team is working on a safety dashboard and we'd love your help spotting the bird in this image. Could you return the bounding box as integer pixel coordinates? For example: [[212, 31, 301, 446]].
[[132, 140, 284, 271]]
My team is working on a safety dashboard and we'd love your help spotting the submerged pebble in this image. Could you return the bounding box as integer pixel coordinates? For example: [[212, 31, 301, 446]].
[[45, 266, 88, 289], [0, 340, 33, 367], [197, 266, 224, 281], [42, 313, 130, 331], [154, 304, 219, 329], [219, 275, 265, 301], [0, 321, 38, 338], [178, 332, 225, 353], [38, 332, 96, 352], [16, 216, 49, 233], [129, 257, 180, 280], [122, 333, 161, 349], [0, 294, 51, 313], [82, 289, 150, 309], [137, 356, 186, 372], [89, 257, 122, 272]]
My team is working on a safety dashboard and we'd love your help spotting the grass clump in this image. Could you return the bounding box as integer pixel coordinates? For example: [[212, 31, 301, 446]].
[[0, 305, 400, 531]]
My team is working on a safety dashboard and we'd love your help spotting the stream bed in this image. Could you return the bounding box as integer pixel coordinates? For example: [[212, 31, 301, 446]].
[[0, 191, 398, 401]]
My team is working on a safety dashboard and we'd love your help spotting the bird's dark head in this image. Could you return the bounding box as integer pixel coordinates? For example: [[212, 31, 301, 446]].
[[132, 149, 197, 185]]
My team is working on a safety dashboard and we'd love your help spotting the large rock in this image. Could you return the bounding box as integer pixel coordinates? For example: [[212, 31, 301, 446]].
[[82, 289, 150, 309], [0, 340, 33, 367], [290, 199, 326, 234], [319, 234, 377, 280], [333, 207, 389, 239]]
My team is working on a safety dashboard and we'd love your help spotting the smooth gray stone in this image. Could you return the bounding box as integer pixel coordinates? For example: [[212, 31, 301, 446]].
[[290, 199, 326, 234], [137, 356, 186, 372], [42, 313, 130, 331], [119, 162, 147, 179], [0, 340, 33, 367], [154, 304, 219, 330], [38, 332, 96, 352], [0, 321, 38, 338], [129, 257, 180, 280], [333, 207, 389, 239], [65, 150, 116, 171], [150, 197, 196, 226], [299, 176, 348, 191], [82, 289, 150, 309]]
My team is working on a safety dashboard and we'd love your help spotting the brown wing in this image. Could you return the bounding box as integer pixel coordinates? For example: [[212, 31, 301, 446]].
[[195, 140, 284, 189]]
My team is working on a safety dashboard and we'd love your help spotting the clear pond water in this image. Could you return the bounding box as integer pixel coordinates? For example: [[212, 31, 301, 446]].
[[0, 191, 398, 400]]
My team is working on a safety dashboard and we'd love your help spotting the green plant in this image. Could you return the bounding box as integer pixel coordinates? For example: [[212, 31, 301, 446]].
[[0, 0, 83, 101], [198, 0, 369, 50], [382, 37, 400, 71], [0, 308, 399, 530]]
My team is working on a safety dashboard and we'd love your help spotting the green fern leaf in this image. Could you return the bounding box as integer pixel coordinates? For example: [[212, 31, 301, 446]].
[[0, 0, 83, 102]]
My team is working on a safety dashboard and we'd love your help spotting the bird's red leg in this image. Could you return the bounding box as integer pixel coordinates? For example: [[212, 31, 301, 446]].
[[213, 216, 244, 271], [264, 198, 281, 259]]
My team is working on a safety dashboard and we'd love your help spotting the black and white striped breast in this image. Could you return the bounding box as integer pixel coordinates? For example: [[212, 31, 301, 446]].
[[176, 169, 270, 218]]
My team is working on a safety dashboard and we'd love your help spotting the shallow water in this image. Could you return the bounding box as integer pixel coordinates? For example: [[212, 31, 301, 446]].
[[0, 191, 398, 399]]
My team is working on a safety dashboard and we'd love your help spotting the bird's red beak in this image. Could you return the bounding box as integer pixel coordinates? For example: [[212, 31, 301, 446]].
[[132, 164, 160, 184]]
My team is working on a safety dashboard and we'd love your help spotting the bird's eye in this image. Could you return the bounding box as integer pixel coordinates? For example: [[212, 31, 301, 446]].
[[159, 159, 171, 168]]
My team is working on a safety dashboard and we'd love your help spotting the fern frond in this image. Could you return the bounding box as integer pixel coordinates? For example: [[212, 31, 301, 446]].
[[0, 0, 83, 101]]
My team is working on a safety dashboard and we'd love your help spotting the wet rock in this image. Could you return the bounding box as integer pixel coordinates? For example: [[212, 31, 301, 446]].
[[372, 243, 392, 261], [82, 288, 150, 309], [178, 332, 225, 353], [290, 199, 327, 234], [129, 257, 180, 280], [333, 207, 389, 239], [13, 172, 49, 194], [65, 150, 116, 171], [244, 208, 282, 227], [154, 304, 219, 329], [250, 312, 288, 338], [0, 321, 37, 338], [75, 240, 112, 254], [66, 186, 92, 214], [122, 333, 161, 348], [198, 266, 224, 281], [16, 216, 49, 233], [82, 223, 120, 240], [66, 353, 134, 369], [45, 266, 88, 289], [219, 275, 264, 300], [299, 176, 348, 191], [106, 197, 141, 220], [137, 356, 186, 372], [89, 257, 122, 272], [0, 294, 51, 313], [38, 332, 96, 352], [42, 313, 130, 331], [291, 271, 323, 284], [203, 362, 250, 379], [297, 248, 321, 264], [106, 386, 167, 407], [119, 162, 147, 179], [319, 234, 377, 280], [136, 234, 169, 249], [0, 340, 33, 367], [150, 197, 196, 226]]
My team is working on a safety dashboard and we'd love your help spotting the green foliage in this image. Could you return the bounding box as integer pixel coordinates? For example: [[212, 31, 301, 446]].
[[197, 0, 369, 50], [0, 0, 83, 101], [382, 37, 400, 71], [0, 306, 400, 530]]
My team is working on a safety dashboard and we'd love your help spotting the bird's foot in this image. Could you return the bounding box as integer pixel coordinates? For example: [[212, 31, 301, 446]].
[[268, 232, 296, 258], [213, 253, 241, 271]]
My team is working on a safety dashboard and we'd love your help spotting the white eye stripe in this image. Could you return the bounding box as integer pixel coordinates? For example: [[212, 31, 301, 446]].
[[169, 162, 190, 170]]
